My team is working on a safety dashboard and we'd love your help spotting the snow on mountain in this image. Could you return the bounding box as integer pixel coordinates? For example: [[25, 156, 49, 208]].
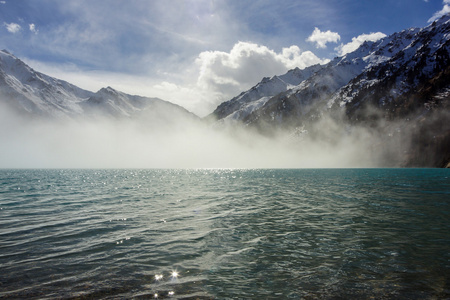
[[209, 14, 450, 130], [84, 86, 161, 117], [82, 86, 197, 122], [330, 14, 450, 112], [0, 49, 93, 117], [0, 50, 197, 121], [207, 15, 450, 167], [208, 64, 322, 123]]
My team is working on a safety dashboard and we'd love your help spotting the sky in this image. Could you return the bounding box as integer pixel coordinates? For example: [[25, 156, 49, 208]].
[[1, 0, 449, 116]]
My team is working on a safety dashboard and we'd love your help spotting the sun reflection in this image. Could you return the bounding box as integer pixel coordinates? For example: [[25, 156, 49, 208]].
[[171, 271, 179, 279], [155, 274, 163, 281]]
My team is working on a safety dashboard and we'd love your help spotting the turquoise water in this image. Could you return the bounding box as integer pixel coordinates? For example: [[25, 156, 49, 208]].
[[0, 169, 449, 299]]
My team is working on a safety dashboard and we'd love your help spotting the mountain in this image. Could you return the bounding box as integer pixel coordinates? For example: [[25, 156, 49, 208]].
[[209, 15, 450, 167], [0, 49, 196, 121], [0, 49, 92, 118], [82, 86, 197, 122], [208, 64, 323, 123]]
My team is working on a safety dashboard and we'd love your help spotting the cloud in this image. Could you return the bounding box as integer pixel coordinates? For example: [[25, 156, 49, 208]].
[[335, 32, 387, 56], [428, 1, 450, 22], [194, 41, 328, 113], [4, 22, 21, 33], [306, 27, 341, 49], [29, 23, 38, 34], [195, 41, 326, 90]]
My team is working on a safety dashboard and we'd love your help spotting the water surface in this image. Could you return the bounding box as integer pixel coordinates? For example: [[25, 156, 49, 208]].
[[0, 169, 449, 299]]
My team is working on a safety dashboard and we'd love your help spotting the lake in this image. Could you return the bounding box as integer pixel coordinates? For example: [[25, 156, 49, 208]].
[[1, 169, 449, 299]]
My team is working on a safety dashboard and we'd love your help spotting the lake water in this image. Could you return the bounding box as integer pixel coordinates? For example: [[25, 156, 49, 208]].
[[0, 169, 449, 299]]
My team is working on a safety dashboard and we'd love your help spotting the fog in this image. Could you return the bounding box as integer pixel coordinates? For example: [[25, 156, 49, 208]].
[[0, 103, 412, 169]]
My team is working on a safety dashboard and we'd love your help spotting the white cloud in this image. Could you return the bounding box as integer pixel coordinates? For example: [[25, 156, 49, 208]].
[[306, 27, 341, 49], [428, 1, 450, 22], [335, 32, 387, 56], [0, 1, 6, 4], [29, 23, 38, 34], [4, 22, 21, 33], [194, 41, 328, 113]]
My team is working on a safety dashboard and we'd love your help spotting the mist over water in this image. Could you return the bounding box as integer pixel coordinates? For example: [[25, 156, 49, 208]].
[[0, 103, 398, 169]]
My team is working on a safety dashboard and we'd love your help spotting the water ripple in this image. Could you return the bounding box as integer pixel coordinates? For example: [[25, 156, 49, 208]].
[[0, 169, 449, 299]]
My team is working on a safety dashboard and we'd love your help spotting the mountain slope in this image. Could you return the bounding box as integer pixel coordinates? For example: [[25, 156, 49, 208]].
[[210, 16, 449, 127], [81, 86, 198, 125], [0, 49, 93, 117], [329, 15, 450, 117], [0, 50, 197, 121], [208, 14, 450, 167], [207, 64, 322, 123]]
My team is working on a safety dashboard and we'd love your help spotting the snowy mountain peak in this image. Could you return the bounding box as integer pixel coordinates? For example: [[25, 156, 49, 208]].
[[209, 63, 322, 121], [100, 86, 118, 94], [205, 15, 450, 167], [210, 15, 450, 130], [432, 13, 450, 26], [0, 50, 196, 120], [0, 50, 95, 116]]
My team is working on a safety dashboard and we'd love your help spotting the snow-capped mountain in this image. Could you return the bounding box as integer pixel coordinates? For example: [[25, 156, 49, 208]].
[[208, 64, 322, 122], [210, 15, 449, 129], [329, 16, 450, 119], [0, 49, 196, 121], [82, 86, 197, 122], [208, 15, 450, 167], [0, 49, 92, 117]]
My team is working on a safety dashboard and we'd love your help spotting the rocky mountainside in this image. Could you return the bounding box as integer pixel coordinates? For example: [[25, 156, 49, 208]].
[[209, 15, 450, 167], [81, 86, 198, 124], [0, 49, 196, 121], [208, 64, 323, 122], [0, 50, 92, 118]]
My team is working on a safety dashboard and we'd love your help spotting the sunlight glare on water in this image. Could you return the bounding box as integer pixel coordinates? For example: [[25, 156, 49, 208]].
[[0, 168, 449, 299]]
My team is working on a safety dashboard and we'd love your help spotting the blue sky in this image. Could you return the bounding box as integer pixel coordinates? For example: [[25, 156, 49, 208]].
[[1, 0, 449, 115]]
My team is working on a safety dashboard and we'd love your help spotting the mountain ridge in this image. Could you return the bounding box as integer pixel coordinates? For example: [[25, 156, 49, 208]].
[[208, 14, 450, 167], [0, 50, 196, 121]]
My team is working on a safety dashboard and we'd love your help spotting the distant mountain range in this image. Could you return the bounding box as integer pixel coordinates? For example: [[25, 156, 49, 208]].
[[0, 49, 196, 122], [1, 15, 449, 167]]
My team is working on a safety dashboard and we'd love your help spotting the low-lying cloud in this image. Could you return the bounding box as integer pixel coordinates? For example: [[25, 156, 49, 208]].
[[0, 102, 412, 169]]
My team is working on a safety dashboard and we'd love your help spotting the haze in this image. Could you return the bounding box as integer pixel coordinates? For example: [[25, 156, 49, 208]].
[[0, 103, 395, 169]]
